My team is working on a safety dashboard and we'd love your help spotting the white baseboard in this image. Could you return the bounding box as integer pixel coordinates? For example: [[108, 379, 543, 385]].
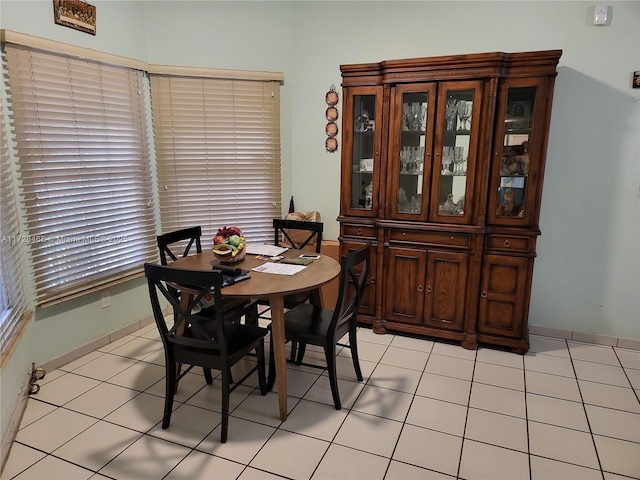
[[0, 371, 31, 475], [529, 325, 640, 350]]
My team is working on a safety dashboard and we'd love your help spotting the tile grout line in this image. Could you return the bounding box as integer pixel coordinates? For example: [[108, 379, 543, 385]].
[[566, 340, 606, 480]]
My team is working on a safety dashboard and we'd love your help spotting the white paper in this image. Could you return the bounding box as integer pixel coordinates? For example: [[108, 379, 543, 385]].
[[251, 262, 306, 276], [245, 244, 289, 256]]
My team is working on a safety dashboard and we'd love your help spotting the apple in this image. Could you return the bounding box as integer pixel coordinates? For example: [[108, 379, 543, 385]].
[[213, 235, 226, 245]]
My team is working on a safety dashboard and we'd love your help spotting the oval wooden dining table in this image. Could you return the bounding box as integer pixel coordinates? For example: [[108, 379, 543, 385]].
[[170, 249, 341, 421]]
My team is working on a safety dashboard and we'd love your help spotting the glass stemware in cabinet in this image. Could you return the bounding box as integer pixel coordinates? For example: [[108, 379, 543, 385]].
[[441, 147, 453, 175], [446, 98, 458, 131], [457, 100, 472, 130], [403, 102, 426, 131], [454, 146, 465, 175], [400, 146, 424, 174]]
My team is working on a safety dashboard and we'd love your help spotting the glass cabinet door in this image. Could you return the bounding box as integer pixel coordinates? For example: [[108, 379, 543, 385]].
[[430, 81, 482, 224], [342, 86, 383, 217], [388, 84, 435, 220], [489, 79, 546, 225]]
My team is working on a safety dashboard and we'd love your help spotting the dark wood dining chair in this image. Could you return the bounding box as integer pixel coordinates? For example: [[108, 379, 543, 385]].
[[156, 226, 258, 325], [259, 219, 326, 356], [273, 218, 323, 255], [266, 244, 370, 410], [144, 263, 268, 443], [157, 226, 203, 265]]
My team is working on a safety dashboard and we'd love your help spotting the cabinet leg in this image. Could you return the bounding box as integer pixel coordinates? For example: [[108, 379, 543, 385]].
[[372, 319, 387, 334], [461, 333, 477, 350]]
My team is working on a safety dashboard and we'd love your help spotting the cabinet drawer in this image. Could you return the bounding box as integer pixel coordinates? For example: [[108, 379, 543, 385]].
[[485, 235, 532, 252], [343, 225, 376, 239], [389, 230, 470, 248]]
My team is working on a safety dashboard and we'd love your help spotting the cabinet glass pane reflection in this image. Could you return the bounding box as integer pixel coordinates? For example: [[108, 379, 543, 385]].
[[397, 91, 428, 214], [438, 89, 473, 216], [496, 86, 536, 218], [351, 94, 376, 210]]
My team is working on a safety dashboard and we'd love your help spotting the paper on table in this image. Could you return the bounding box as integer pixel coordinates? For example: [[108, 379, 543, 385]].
[[251, 262, 306, 275], [245, 244, 289, 256]]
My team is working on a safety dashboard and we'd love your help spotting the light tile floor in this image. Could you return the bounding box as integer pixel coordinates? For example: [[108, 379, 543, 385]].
[[3, 316, 640, 480]]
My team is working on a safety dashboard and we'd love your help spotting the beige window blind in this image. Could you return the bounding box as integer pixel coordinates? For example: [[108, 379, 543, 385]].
[[4, 43, 156, 306], [0, 96, 29, 361], [150, 74, 282, 246]]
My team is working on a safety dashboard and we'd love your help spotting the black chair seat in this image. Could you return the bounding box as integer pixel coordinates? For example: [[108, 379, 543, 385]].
[[273, 304, 334, 343], [184, 320, 267, 357]]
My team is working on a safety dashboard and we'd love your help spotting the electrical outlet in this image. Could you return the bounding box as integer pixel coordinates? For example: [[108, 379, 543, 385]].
[[101, 290, 110, 308]]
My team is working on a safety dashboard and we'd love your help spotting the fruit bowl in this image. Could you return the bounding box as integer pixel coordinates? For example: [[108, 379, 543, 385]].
[[212, 226, 247, 264]]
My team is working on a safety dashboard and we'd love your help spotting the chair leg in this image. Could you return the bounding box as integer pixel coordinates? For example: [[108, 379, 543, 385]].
[[295, 342, 307, 365], [220, 366, 230, 443], [325, 345, 341, 410], [203, 368, 213, 384], [256, 342, 267, 396], [348, 328, 363, 382], [266, 333, 276, 392], [163, 360, 176, 429], [245, 305, 259, 326]]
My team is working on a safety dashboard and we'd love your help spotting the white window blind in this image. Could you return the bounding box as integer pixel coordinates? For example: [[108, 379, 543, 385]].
[[0, 94, 29, 361], [150, 74, 282, 246], [4, 44, 156, 306]]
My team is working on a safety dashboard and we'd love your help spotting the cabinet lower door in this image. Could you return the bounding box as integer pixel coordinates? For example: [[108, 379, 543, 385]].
[[478, 254, 530, 338], [383, 247, 426, 324], [383, 247, 467, 330], [424, 250, 468, 331]]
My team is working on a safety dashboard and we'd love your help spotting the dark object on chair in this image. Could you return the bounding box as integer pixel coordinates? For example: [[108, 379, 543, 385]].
[[157, 226, 258, 325], [144, 263, 268, 443], [267, 244, 370, 410]]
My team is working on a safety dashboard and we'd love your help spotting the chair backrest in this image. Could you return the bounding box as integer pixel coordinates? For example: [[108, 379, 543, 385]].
[[273, 219, 323, 254], [144, 263, 230, 358], [330, 244, 371, 339], [157, 226, 203, 265]]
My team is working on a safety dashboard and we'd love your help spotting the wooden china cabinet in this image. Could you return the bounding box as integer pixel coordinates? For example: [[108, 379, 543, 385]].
[[338, 50, 561, 353]]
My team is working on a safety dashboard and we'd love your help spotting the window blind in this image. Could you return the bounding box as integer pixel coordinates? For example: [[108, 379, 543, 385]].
[[4, 44, 156, 306], [0, 93, 29, 361], [150, 74, 282, 246]]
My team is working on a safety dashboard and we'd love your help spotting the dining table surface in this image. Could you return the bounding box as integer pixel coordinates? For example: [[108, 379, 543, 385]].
[[170, 247, 341, 421]]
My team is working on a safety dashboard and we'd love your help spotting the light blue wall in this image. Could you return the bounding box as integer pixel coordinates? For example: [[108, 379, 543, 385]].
[[283, 0, 640, 346], [1, 0, 639, 446]]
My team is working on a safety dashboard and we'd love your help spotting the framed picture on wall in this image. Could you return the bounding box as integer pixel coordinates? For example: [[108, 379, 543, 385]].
[[53, 0, 96, 35]]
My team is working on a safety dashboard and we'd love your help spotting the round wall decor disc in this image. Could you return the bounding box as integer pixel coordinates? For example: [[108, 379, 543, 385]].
[[325, 136, 338, 152], [326, 106, 339, 121], [326, 90, 339, 106]]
